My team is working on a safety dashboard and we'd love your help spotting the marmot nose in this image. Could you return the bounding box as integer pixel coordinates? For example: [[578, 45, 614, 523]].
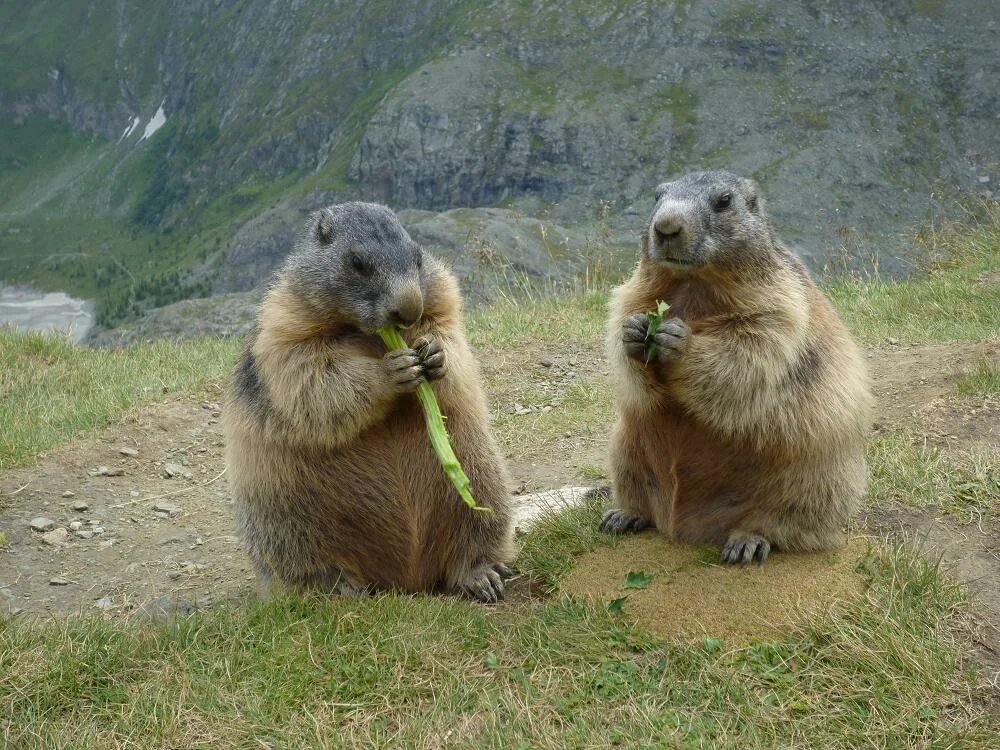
[[653, 215, 684, 239], [388, 301, 423, 328]]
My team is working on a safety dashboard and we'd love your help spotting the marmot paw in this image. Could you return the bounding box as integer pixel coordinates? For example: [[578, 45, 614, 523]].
[[492, 562, 516, 580], [599, 508, 650, 534], [721, 534, 770, 565], [414, 334, 446, 381], [457, 563, 505, 604], [383, 348, 426, 392], [622, 313, 651, 361], [649, 317, 689, 363]]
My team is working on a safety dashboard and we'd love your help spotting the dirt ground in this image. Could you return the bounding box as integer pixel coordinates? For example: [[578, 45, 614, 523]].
[[0, 341, 997, 656]]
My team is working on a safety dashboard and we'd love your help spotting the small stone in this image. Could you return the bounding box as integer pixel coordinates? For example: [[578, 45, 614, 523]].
[[195, 537, 204, 546], [153, 501, 182, 516], [69, 521, 83, 531], [74, 530, 94, 540], [94, 597, 113, 610], [93, 466, 125, 477], [71, 500, 89, 512], [886, 337, 899, 345], [118, 446, 139, 458], [537, 357, 554, 367], [61, 490, 75, 498], [41, 528, 69, 546], [978, 175, 990, 184], [130, 490, 140, 498], [29, 517, 55, 532], [49, 577, 71, 586], [92, 526, 105, 535], [163, 462, 185, 478], [167, 570, 182, 580]]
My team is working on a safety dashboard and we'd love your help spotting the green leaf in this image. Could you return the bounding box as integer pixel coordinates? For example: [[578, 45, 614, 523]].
[[702, 636, 724, 654], [607, 596, 628, 615], [643, 299, 671, 364], [484, 653, 501, 669], [622, 570, 655, 590]]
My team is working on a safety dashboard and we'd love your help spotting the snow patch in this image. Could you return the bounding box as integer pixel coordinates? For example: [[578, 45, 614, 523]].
[[120, 116, 141, 140], [140, 100, 168, 141]]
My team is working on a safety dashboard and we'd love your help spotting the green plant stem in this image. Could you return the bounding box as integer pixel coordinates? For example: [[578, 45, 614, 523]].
[[377, 327, 490, 513]]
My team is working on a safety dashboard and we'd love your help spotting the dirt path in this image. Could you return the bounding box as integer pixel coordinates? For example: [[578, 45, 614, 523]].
[[0, 341, 996, 627]]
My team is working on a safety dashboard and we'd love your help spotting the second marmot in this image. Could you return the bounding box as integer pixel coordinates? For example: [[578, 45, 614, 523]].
[[601, 171, 872, 564]]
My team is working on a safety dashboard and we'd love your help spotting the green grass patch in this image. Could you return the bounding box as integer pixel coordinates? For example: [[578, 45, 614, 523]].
[[867, 432, 999, 516], [826, 204, 1000, 345], [956, 359, 1000, 396], [516, 493, 613, 591], [0, 328, 238, 472], [0, 540, 992, 747]]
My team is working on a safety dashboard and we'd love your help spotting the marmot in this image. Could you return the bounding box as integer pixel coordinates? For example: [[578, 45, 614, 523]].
[[599, 171, 872, 564], [224, 202, 514, 601]]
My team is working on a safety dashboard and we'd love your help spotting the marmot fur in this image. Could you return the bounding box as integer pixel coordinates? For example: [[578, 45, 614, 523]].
[[600, 171, 872, 564], [224, 202, 514, 601]]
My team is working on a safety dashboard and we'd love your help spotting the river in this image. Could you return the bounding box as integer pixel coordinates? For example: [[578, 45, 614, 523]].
[[0, 286, 95, 343]]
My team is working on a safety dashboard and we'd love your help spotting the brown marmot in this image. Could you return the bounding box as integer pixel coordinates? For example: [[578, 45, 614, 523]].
[[599, 171, 872, 564], [223, 202, 514, 601]]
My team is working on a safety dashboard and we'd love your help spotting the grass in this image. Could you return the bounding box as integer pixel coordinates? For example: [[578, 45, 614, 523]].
[[826, 203, 1000, 345], [0, 328, 238, 473], [867, 432, 999, 517], [956, 359, 1000, 396], [0, 538, 994, 748]]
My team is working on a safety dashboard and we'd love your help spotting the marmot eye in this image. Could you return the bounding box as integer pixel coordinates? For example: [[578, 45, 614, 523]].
[[713, 193, 733, 211], [348, 253, 371, 275]]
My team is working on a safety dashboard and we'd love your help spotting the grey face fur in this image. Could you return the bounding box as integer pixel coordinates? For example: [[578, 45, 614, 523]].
[[284, 201, 425, 330], [646, 171, 776, 272]]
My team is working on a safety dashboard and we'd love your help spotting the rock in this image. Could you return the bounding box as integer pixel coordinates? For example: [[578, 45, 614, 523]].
[[71, 500, 89, 512], [94, 597, 113, 610], [29, 517, 55, 532], [41, 528, 69, 546], [61, 490, 75, 498], [153, 501, 182, 517], [538, 357, 554, 367], [74, 530, 94, 540], [134, 595, 199, 620], [886, 337, 899, 345], [118, 446, 139, 458], [93, 466, 125, 477], [163, 462, 185, 478], [167, 570, 182, 580], [69, 521, 83, 531], [92, 526, 106, 534], [49, 577, 71, 586], [510, 486, 592, 534]]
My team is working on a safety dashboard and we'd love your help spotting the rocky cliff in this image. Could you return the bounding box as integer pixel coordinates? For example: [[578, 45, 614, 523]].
[[1, 0, 997, 333]]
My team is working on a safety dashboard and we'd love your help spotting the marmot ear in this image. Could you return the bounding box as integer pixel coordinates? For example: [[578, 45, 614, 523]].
[[743, 179, 763, 214], [315, 209, 335, 245]]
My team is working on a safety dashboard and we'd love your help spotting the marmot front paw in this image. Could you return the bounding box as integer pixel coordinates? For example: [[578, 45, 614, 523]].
[[414, 335, 446, 381], [457, 563, 506, 603], [623, 314, 689, 364], [383, 348, 426, 392]]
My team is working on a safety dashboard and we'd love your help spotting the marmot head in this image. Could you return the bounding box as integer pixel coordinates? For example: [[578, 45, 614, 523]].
[[283, 202, 425, 331], [644, 171, 779, 275]]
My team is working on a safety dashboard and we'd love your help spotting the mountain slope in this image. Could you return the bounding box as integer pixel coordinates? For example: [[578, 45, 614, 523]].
[[1, 0, 997, 328]]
